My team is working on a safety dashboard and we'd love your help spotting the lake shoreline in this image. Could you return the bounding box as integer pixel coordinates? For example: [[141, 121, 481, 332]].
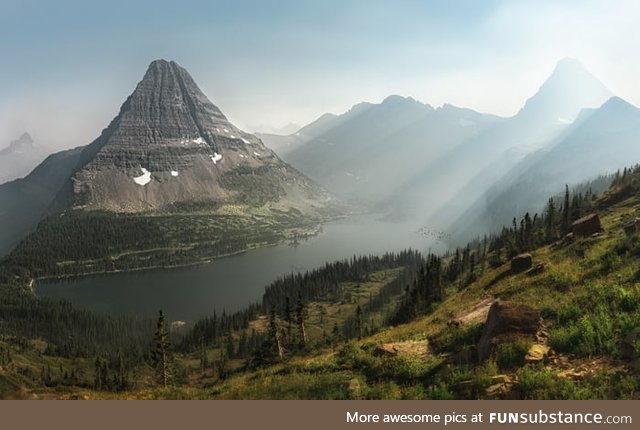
[[34, 222, 327, 285], [34, 211, 431, 321]]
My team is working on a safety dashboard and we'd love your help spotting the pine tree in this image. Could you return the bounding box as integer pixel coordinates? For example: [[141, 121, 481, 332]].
[[545, 198, 557, 241], [216, 348, 229, 380], [200, 338, 208, 373], [355, 305, 363, 340], [117, 353, 126, 390], [268, 306, 284, 360], [283, 296, 293, 345], [331, 322, 341, 349], [295, 294, 308, 348], [152, 310, 173, 387], [562, 184, 570, 233]]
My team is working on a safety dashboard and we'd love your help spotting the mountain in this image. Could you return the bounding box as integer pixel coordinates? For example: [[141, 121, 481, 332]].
[[0, 147, 83, 256], [0, 132, 49, 184], [278, 96, 502, 204], [448, 96, 640, 242], [514, 57, 612, 126], [0, 60, 335, 269], [397, 58, 614, 224], [272, 59, 613, 225], [258, 113, 342, 155], [56, 59, 328, 213]]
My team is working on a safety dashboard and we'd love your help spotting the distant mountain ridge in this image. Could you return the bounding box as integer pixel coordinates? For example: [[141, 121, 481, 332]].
[[446, 95, 640, 243], [273, 96, 501, 205], [264, 58, 617, 228], [0, 132, 49, 185]]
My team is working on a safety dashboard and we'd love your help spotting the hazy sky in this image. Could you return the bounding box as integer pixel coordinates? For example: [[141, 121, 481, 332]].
[[2, 0, 640, 150]]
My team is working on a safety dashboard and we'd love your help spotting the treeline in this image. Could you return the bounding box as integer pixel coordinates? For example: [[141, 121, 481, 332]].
[[388, 171, 624, 326], [489, 184, 598, 258], [4, 210, 309, 277], [262, 250, 423, 312], [180, 250, 424, 357], [0, 293, 155, 359], [342, 264, 419, 338]]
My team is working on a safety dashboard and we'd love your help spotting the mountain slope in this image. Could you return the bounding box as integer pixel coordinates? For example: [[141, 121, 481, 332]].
[[391, 59, 614, 223], [0, 147, 83, 256], [448, 96, 640, 242], [1, 60, 336, 271], [184, 168, 640, 400], [281, 96, 501, 204]]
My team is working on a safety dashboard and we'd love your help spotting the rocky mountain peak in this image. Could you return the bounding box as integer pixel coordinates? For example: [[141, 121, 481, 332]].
[[0, 132, 35, 156], [516, 58, 612, 124], [66, 60, 323, 213]]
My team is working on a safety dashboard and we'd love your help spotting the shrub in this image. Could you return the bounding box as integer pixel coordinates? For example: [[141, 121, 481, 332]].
[[494, 338, 532, 369], [363, 381, 402, 399], [431, 324, 483, 354], [515, 366, 589, 400], [472, 360, 498, 392], [425, 382, 455, 399]]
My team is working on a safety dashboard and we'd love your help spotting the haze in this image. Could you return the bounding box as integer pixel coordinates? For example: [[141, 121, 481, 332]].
[[2, 0, 640, 150]]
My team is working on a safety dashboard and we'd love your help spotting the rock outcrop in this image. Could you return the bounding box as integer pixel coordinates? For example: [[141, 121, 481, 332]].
[[571, 213, 602, 237], [477, 300, 540, 361], [373, 341, 430, 359], [510, 253, 533, 273], [525, 262, 545, 276], [623, 218, 640, 236]]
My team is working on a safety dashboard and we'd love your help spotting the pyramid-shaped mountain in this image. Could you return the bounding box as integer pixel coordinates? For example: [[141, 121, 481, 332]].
[[1, 60, 334, 269], [60, 59, 325, 212]]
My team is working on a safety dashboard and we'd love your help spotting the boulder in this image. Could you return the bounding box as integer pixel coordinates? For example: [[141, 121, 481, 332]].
[[525, 263, 545, 276], [478, 300, 541, 361], [448, 297, 495, 327], [623, 218, 640, 236], [510, 253, 533, 273], [621, 327, 640, 359], [485, 383, 508, 398], [373, 341, 430, 358], [525, 344, 551, 363], [490, 374, 512, 384], [571, 213, 603, 237]]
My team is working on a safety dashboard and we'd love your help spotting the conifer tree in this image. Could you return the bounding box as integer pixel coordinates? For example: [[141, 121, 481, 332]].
[[267, 306, 283, 360], [331, 322, 342, 349], [545, 198, 556, 241], [152, 310, 173, 387], [200, 338, 208, 373], [295, 294, 308, 348], [562, 184, 570, 233], [216, 348, 229, 380], [355, 305, 363, 340], [283, 296, 293, 345]]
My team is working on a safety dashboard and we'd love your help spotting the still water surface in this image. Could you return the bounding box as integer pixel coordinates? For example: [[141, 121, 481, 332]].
[[36, 214, 440, 321]]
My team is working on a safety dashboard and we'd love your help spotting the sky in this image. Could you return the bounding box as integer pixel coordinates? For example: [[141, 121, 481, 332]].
[[1, 0, 640, 150]]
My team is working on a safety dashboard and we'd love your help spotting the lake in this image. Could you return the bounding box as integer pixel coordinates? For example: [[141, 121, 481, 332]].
[[35, 213, 443, 322]]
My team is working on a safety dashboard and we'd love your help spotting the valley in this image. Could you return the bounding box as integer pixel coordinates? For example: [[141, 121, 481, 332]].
[[34, 212, 436, 321], [1, 56, 640, 401]]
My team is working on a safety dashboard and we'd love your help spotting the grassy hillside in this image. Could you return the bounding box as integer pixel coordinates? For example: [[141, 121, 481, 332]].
[[163, 171, 640, 399]]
